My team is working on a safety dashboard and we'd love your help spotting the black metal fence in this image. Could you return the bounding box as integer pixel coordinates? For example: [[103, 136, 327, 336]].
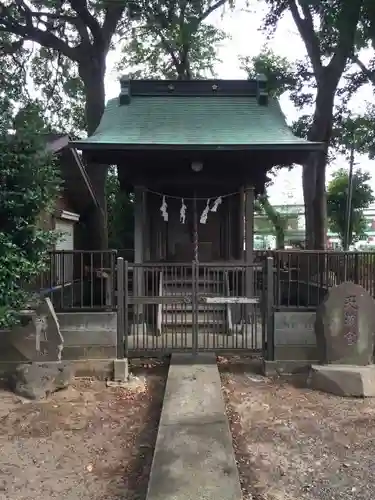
[[116, 261, 267, 356], [33, 249, 375, 359], [254, 250, 375, 309], [36, 250, 117, 311]]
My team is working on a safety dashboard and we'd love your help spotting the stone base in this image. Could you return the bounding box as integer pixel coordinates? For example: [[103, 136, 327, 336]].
[[310, 364, 375, 397], [263, 359, 315, 376], [113, 358, 129, 383], [129, 323, 148, 336]]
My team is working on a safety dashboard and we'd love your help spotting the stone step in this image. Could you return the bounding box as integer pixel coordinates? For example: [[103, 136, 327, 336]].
[[162, 303, 225, 312], [163, 285, 224, 297], [163, 277, 225, 286], [57, 312, 117, 332], [161, 324, 227, 335], [162, 312, 226, 325], [146, 353, 243, 500], [56, 312, 117, 348]]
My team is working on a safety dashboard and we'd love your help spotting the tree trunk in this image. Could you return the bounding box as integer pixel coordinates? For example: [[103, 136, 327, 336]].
[[303, 84, 335, 249], [258, 195, 285, 249], [79, 55, 108, 250]]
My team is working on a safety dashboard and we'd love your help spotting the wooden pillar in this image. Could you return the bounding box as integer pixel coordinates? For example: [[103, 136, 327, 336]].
[[143, 191, 150, 262], [134, 186, 145, 322], [244, 185, 254, 297], [239, 186, 245, 261], [227, 196, 232, 260]]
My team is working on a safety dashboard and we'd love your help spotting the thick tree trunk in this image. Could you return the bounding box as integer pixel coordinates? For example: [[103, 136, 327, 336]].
[[303, 84, 335, 249], [79, 56, 108, 250]]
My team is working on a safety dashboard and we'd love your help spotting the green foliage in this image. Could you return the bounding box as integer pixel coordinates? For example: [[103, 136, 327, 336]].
[[327, 168, 374, 246], [29, 48, 86, 134], [240, 48, 298, 98], [0, 0, 127, 134], [118, 0, 230, 79], [0, 104, 61, 328], [106, 167, 134, 250], [120, 21, 226, 79]]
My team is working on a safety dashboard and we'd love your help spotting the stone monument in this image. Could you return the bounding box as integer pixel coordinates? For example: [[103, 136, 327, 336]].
[[311, 282, 375, 397], [7, 298, 73, 400], [10, 297, 64, 361]]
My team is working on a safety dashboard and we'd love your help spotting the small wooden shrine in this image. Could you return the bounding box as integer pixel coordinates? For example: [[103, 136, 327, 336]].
[[72, 77, 321, 267]]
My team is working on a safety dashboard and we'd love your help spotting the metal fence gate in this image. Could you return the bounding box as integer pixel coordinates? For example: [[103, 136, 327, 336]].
[[116, 258, 274, 357]]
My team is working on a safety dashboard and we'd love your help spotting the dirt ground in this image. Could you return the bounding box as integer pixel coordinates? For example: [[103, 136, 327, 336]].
[[0, 361, 167, 500], [220, 357, 375, 500]]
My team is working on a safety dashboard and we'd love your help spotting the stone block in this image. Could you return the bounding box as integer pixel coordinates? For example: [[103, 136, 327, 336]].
[[310, 364, 375, 397], [8, 362, 74, 400], [315, 282, 375, 365], [113, 358, 129, 382], [9, 298, 63, 362]]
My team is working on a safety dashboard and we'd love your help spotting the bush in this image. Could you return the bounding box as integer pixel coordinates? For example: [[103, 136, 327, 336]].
[[0, 106, 61, 328]]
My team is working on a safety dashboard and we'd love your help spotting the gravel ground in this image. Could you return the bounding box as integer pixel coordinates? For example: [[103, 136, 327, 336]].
[[0, 361, 167, 500], [219, 358, 375, 500]]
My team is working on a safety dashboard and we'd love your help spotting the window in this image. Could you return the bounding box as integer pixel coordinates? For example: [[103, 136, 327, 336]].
[[54, 220, 74, 284]]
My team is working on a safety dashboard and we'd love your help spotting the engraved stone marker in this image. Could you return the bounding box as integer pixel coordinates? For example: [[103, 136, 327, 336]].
[[314, 282, 375, 365], [274, 312, 316, 346]]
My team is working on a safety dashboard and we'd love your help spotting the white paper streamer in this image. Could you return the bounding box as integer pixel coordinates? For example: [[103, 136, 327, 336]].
[[160, 195, 168, 221], [200, 199, 211, 224], [180, 198, 187, 224], [211, 196, 222, 212]]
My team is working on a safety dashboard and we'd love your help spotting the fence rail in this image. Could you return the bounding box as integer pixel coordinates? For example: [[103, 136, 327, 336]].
[[35, 250, 117, 311], [29, 248, 375, 359], [117, 261, 265, 356], [254, 250, 375, 308], [35, 249, 375, 313]]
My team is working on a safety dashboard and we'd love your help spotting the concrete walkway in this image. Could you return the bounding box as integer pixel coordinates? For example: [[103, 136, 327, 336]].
[[146, 353, 243, 500]]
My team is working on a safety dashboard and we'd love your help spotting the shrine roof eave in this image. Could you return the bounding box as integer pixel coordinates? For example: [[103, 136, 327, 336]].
[[70, 141, 323, 153]]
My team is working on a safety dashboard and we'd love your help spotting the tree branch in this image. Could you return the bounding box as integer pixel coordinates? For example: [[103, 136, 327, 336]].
[[288, 0, 322, 79], [200, 0, 229, 22], [352, 55, 375, 86], [101, 5, 126, 49], [29, 11, 91, 44], [0, 2, 79, 61], [68, 0, 102, 42], [328, 0, 364, 77]]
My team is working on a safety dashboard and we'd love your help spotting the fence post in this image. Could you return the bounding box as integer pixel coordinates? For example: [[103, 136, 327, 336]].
[[192, 260, 198, 355], [124, 260, 129, 357], [265, 256, 274, 361], [354, 252, 359, 284], [110, 250, 117, 306], [116, 257, 125, 359]]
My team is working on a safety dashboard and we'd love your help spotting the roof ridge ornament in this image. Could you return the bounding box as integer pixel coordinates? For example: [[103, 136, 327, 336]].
[[256, 73, 268, 106], [119, 75, 131, 105]]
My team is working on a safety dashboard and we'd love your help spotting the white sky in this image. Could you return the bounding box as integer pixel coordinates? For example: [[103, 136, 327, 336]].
[[104, 0, 375, 206]]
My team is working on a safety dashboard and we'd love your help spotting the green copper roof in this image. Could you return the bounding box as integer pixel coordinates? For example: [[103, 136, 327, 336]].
[[72, 79, 321, 151]]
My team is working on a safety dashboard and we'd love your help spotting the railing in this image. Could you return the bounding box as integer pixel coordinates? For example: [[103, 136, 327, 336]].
[[32, 248, 375, 316], [35, 250, 117, 311], [115, 261, 263, 355], [224, 270, 233, 335], [156, 270, 163, 336], [254, 250, 375, 309]]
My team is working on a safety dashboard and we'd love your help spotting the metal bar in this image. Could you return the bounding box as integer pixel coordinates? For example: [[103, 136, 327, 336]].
[[124, 260, 129, 358], [265, 256, 274, 361], [116, 257, 125, 360], [200, 296, 260, 304], [129, 296, 193, 305], [192, 261, 198, 354], [193, 193, 199, 263]]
